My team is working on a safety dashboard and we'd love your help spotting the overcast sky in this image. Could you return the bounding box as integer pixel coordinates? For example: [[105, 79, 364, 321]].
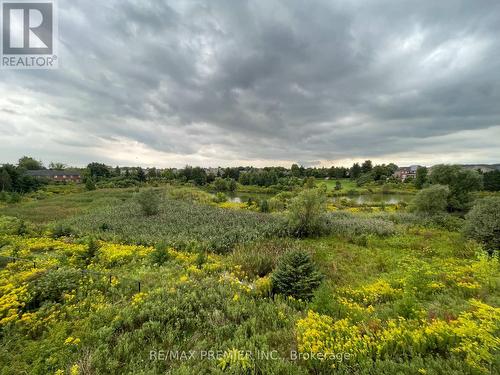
[[1, 0, 500, 168]]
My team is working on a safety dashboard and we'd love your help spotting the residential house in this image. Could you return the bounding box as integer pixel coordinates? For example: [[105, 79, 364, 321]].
[[25, 169, 82, 183], [393, 165, 419, 181]]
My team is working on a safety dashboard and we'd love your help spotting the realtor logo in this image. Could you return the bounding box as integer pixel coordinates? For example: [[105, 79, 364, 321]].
[[1, 0, 58, 69]]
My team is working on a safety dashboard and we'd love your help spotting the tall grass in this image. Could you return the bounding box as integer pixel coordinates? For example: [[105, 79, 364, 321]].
[[61, 197, 282, 253]]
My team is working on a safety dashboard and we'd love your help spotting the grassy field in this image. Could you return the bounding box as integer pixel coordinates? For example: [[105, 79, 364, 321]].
[[0, 185, 498, 374], [0, 188, 137, 224]]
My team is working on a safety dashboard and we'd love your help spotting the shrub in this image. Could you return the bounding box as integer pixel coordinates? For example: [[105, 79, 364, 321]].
[[0, 216, 30, 235], [136, 189, 160, 216], [50, 223, 74, 238], [78, 237, 100, 266], [213, 192, 227, 203], [409, 185, 449, 214], [286, 189, 327, 237], [464, 197, 500, 254], [85, 178, 96, 191], [259, 199, 269, 213], [149, 242, 171, 266], [195, 250, 207, 269], [168, 187, 213, 204], [27, 268, 82, 308], [272, 250, 323, 300]]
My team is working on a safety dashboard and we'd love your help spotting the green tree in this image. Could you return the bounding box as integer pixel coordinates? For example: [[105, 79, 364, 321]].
[[286, 189, 327, 237], [350, 163, 362, 179], [260, 199, 269, 212], [414, 166, 428, 189], [136, 167, 146, 182], [291, 164, 302, 177], [483, 170, 500, 191], [149, 242, 171, 266], [361, 160, 373, 174], [77, 237, 100, 267], [18, 156, 43, 170], [227, 178, 237, 192], [147, 168, 158, 179], [48, 162, 66, 170], [213, 177, 228, 192], [137, 189, 160, 216], [271, 250, 323, 300], [85, 177, 96, 191], [464, 197, 500, 254], [430, 165, 483, 211], [87, 162, 110, 179], [0, 169, 12, 191], [304, 176, 316, 189], [334, 181, 342, 191], [409, 185, 449, 214]]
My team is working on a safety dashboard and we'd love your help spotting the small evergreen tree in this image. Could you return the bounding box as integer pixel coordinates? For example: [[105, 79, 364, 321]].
[[85, 177, 96, 191], [271, 250, 323, 300], [137, 189, 160, 216], [149, 242, 171, 266], [260, 199, 269, 212], [78, 237, 99, 266]]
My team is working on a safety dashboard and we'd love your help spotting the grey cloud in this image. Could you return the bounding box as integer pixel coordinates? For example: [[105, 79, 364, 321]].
[[1, 0, 500, 166]]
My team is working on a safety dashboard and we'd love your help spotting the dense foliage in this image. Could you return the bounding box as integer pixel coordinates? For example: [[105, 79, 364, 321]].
[[430, 165, 483, 211], [409, 184, 449, 214], [464, 197, 500, 254], [285, 189, 327, 237]]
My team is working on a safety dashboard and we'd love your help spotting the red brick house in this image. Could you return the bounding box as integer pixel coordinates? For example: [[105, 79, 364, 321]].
[[26, 170, 82, 183], [393, 165, 419, 181]]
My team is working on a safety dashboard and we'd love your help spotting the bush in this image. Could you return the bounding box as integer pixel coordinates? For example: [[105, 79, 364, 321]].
[[27, 268, 82, 308], [464, 197, 500, 254], [136, 189, 160, 216], [259, 199, 269, 213], [286, 189, 327, 237], [409, 185, 449, 214], [0, 216, 30, 235], [213, 192, 227, 203], [272, 250, 323, 300], [50, 223, 74, 238], [149, 242, 171, 266], [77, 237, 100, 266], [85, 178, 96, 191]]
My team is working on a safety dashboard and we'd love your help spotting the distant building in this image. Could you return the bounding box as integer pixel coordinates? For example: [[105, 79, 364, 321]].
[[393, 165, 419, 181], [25, 169, 82, 183]]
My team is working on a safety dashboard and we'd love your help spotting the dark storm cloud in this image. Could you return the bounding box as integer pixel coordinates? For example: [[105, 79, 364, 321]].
[[1, 0, 499, 166]]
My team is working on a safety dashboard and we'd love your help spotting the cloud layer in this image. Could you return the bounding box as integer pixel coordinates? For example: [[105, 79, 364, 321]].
[[1, 0, 500, 167]]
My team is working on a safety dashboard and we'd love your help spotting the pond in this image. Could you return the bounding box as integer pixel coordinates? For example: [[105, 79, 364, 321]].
[[331, 193, 414, 205], [224, 192, 415, 205], [225, 192, 274, 203]]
